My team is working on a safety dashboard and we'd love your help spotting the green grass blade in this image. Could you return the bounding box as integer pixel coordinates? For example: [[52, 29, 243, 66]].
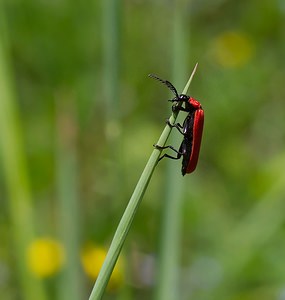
[[182, 63, 198, 94], [56, 99, 84, 300], [101, 0, 123, 213], [155, 3, 194, 299], [88, 66, 197, 300], [0, 6, 46, 300]]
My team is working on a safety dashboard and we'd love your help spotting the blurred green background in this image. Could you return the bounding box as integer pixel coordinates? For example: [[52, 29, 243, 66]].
[[1, 0, 285, 299]]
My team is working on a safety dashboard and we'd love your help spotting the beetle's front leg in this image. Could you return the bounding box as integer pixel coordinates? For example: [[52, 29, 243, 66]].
[[172, 103, 189, 113]]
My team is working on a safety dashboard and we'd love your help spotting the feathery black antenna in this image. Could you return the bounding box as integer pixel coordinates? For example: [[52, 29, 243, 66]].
[[148, 74, 179, 98]]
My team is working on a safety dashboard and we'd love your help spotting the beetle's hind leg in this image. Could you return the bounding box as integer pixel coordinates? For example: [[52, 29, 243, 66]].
[[157, 153, 181, 162], [153, 144, 183, 162]]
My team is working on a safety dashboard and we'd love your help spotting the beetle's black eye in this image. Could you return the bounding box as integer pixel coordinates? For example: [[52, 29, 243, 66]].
[[179, 94, 189, 102]]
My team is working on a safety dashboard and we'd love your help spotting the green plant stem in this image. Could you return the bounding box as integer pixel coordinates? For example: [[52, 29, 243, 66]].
[[155, 2, 190, 299], [56, 97, 84, 300], [0, 6, 46, 300], [88, 65, 197, 300], [101, 0, 124, 215]]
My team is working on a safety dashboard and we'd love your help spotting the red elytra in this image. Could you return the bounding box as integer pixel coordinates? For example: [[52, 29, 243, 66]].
[[185, 106, 204, 174], [178, 97, 204, 175]]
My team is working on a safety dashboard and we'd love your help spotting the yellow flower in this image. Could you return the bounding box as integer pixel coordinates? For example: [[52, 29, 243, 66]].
[[26, 238, 65, 278], [211, 31, 254, 68], [81, 244, 124, 290]]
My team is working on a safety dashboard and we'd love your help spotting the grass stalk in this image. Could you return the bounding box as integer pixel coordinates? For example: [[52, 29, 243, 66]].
[[101, 0, 124, 217], [155, 2, 192, 299], [56, 96, 84, 300], [88, 65, 197, 300], [0, 6, 46, 300], [102, 0, 120, 122]]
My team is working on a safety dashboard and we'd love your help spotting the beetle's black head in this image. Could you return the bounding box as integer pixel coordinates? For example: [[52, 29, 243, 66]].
[[170, 94, 189, 112], [177, 94, 189, 102]]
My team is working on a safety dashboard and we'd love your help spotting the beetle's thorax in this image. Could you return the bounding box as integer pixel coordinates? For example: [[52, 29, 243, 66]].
[[189, 97, 202, 109]]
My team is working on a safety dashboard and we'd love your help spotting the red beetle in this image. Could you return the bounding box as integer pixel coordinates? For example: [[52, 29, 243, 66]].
[[149, 74, 204, 175]]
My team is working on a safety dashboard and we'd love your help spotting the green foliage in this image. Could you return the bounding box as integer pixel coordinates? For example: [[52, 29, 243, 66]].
[[1, 0, 285, 299]]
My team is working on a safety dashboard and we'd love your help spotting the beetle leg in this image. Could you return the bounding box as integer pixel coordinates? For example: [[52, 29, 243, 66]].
[[154, 144, 179, 151], [166, 119, 184, 135], [172, 105, 189, 113], [165, 118, 183, 128], [168, 98, 178, 103], [157, 153, 181, 162], [154, 144, 183, 162]]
